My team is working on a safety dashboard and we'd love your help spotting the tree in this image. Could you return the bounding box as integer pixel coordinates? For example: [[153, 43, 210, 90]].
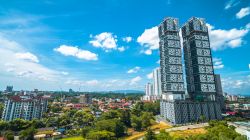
[[0, 120, 8, 131], [4, 131, 14, 140], [101, 110, 121, 120], [9, 119, 30, 131], [156, 130, 172, 140], [19, 127, 37, 140], [95, 119, 126, 137], [86, 130, 115, 140], [119, 109, 131, 127], [144, 128, 156, 140], [131, 115, 142, 131], [141, 112, 154, 129], [73, 110, 95, 127]]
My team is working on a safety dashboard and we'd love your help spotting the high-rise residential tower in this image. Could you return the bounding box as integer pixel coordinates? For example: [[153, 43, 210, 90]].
[[145, 83, 153, 96], [158, 17, 185, 101], [160, 17, 222, 124], [182, 17, 216, 101], [153, 67, 162, 97]]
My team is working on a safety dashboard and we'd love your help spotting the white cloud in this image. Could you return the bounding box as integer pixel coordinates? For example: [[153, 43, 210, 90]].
[[117, 46, 125, 52], [122, 36, 132, 43], [224, 0, 240, 10], [213, 58, 224, 70], [207, 23, 249, 50], [156, 60, 160, 64], [54, 45, 98, 61], [127, 66, 140, 74], [236, 7, 250, 19], [89, 32, 118, 51], [15, 52, 39, 63], [249, 64, 250, 69], [0, 36, 60, 82], [61, 71, 69, 76], [144, 49, 152, 55], [147, 72, 153, 79], [137, 26, 159, 55], [130, 76, 142, 85], [86, 80, 99, 86]]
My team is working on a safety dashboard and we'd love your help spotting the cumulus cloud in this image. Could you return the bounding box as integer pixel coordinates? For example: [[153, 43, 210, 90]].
[[236, 7, 250, 19], [122, 36, 132, 43], [89, 32, 118, 51], [117, 46, 126, 52], [130, 76, 142, 85], [15, 52, 39, 63], [147, 72, 153, 79], [127, 66, 140, 74], [207, 23, 249, 50], [54, 45, 98, 61], [0, 36, 60, 82], [137, 26, 159, 55], [213, 58, 224, 70]]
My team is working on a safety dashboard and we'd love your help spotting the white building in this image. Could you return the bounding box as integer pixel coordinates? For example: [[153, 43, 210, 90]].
[[153, 67, 162, 97], [1, 95, 49, 121], [145, 83, 153, 96]]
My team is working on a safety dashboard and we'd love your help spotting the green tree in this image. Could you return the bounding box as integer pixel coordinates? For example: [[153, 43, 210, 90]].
[[131, 115, 142, 131], [144, 128, 156, 140], [73, 110, 95, 127], [19, 127, 37, 140], [95, 119, 126, 137], [101, 110, 121, 120], [9, 119, 30, 131], [4, 131, 14, 140], [86, 130, 115, 140], [156, 130, 172, 140], [0, 120, 8, 131], [119, 109, 131, 127], [141, 112, 154, 129]]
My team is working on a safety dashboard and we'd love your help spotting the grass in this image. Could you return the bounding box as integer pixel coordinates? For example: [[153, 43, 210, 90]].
[[124, 121, 172, 140], [169, 128, 207, 138], [60, 136, 84, 140]]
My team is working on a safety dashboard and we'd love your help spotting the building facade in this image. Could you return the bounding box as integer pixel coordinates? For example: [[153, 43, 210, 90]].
[[182, 17, 216, 101], [160, 17, 222, 124], [145, 82, 153, 96], [153, 67, 162, 97], [158, 17, 185, 101], [1, 95, 48, 121], [79, 94, 92, 104], [214, 74, 225, 110]]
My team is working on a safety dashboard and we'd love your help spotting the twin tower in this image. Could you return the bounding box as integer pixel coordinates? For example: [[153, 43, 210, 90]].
[[159, 17, 222, 124]]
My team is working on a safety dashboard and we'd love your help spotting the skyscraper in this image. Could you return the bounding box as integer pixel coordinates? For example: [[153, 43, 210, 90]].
[[153, 67, 162, 97], [158, 17, 185, 101], [214, 74, 225, 110], [182, 17, 216, 101], [160, 17, 222, 124], [145, 83, 153, 96]]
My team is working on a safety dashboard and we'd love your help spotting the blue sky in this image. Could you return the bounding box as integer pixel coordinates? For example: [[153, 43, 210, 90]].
[[0, 0, 250, 95]]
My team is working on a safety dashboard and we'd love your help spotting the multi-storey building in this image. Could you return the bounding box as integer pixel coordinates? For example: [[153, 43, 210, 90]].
[[214, 74, 225, 110], [153, 67, 162, 97], [158, 17, 185, 101], [145, 83, 153, 96], [182, 17, 216, 101], [79, 94, 92, 104], [1, 95, 48, 121], [160, 17, 222, 124]]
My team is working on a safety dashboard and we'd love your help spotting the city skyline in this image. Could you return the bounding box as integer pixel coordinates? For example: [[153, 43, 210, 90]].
[[0, 0, 250, 95]]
